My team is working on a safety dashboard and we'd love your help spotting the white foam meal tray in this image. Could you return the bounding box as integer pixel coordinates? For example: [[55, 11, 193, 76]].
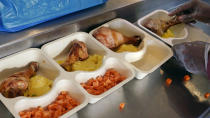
[[89, 18, 173, 79], [137, 9, 188, 46], [41, 32, 135, 104], [0, 49, 88, 118], [0, 18, 173, 118]]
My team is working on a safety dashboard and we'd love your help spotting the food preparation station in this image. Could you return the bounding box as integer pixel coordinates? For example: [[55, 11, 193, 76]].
[[0, 0, 209, 118]]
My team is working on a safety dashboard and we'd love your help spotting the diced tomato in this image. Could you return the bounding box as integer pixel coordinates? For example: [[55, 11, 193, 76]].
[[19, 91, 79, 118], [204, 93, 210, 99], [80, 68, 126, 95], [119, 102, 125, 111], [166, 78, 172, 87], [183, 75, 191, 81]]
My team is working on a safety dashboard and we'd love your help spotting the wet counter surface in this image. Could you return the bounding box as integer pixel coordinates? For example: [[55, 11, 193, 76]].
[[0, 0, 210, 118]]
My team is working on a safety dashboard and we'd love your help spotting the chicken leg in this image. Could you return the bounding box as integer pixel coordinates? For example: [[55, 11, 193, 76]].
[[61, 40, 89, 71], [93, 27, 142, 49], [143, 17, 181, 36], [0, 62, 39, 98]]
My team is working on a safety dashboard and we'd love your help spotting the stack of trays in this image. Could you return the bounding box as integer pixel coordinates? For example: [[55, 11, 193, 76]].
[[0, 18, 173, 118]]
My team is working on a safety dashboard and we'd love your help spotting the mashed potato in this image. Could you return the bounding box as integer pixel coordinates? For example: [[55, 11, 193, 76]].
[[116, 44, 138, 53], [57, 54, 103, 72], [72, 54, 103, 71], [24, 75, 52, 97], [57, 60, 65, 65], [162, 29, 174, 38]]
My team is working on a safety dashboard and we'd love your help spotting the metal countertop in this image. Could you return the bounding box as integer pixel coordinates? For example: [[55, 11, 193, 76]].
[[0, 0, 210, 118]]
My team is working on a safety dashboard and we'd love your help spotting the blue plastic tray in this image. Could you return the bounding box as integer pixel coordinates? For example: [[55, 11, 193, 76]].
[[0, 0, 107, 32]]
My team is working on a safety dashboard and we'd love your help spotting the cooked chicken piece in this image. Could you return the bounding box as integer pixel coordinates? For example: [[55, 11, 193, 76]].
[[92, 27, 142, 49], [61, 40, 88, 71], [0, 62, 38, 98], [143, 17, 181, 36]]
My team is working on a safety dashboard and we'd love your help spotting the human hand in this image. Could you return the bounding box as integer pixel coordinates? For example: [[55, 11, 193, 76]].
[[169, 0, 210, 23], [172, 41, 210, 74]]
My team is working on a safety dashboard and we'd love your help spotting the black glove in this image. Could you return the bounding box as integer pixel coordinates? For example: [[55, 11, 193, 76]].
[[172, 41, 210, 74], [169, 0, 210, 23]]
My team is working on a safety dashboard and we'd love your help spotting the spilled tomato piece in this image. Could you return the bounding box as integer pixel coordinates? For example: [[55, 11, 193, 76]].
[[183, 75, 190, 82], [119, 102, 125, 111], [165, 78, 172, 87], [204, 93, 210, 99]]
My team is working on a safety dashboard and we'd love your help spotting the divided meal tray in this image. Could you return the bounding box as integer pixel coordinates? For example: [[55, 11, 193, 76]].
[[0, 18, 172, 118], [137, 9, 188, 46]]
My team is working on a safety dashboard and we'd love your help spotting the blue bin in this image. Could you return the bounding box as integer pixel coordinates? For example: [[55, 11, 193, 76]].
[[0, 0, 107, 32]]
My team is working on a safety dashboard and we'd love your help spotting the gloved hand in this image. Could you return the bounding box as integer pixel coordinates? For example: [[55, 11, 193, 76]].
[[172, 41, 210, 75], [169, 0, 210, 23]]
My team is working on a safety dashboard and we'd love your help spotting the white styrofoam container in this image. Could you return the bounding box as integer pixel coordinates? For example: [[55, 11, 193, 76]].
[[137, 9, 188, 46], [41, 32, 135, 104], [0, 19, 173, 117], [89, 18, 173, 79], [41, 32, 108, 72], [74, 57, 135, 104], [89, 18, 147, 63], [15, 79, 88, 118], [0, 48, 88, 118], [131, 34, 173, 79]]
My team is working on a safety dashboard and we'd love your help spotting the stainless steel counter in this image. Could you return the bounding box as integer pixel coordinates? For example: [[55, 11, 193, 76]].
[[0, 0, 210, 118]]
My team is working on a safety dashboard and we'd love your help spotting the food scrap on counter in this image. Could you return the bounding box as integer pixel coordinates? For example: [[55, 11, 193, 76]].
[[57, 40, 103, 72], [24, 75, 53, 97], [19, 91, 80, 118], [204, 93, 210, 99], [0, 62, 39, 98], [183, 75, 191, 82], [93, 26, 142, 52], [81, 68, 126, 95], [165, 78, 172, 87], [119, 102, 125, 111]]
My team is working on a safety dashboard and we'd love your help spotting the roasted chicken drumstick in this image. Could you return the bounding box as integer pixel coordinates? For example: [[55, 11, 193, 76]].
[[143, 17, 181, 36], [61, 40, 89, 71], [93, 26, 142, 49], [0, 62, 38, 98]]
